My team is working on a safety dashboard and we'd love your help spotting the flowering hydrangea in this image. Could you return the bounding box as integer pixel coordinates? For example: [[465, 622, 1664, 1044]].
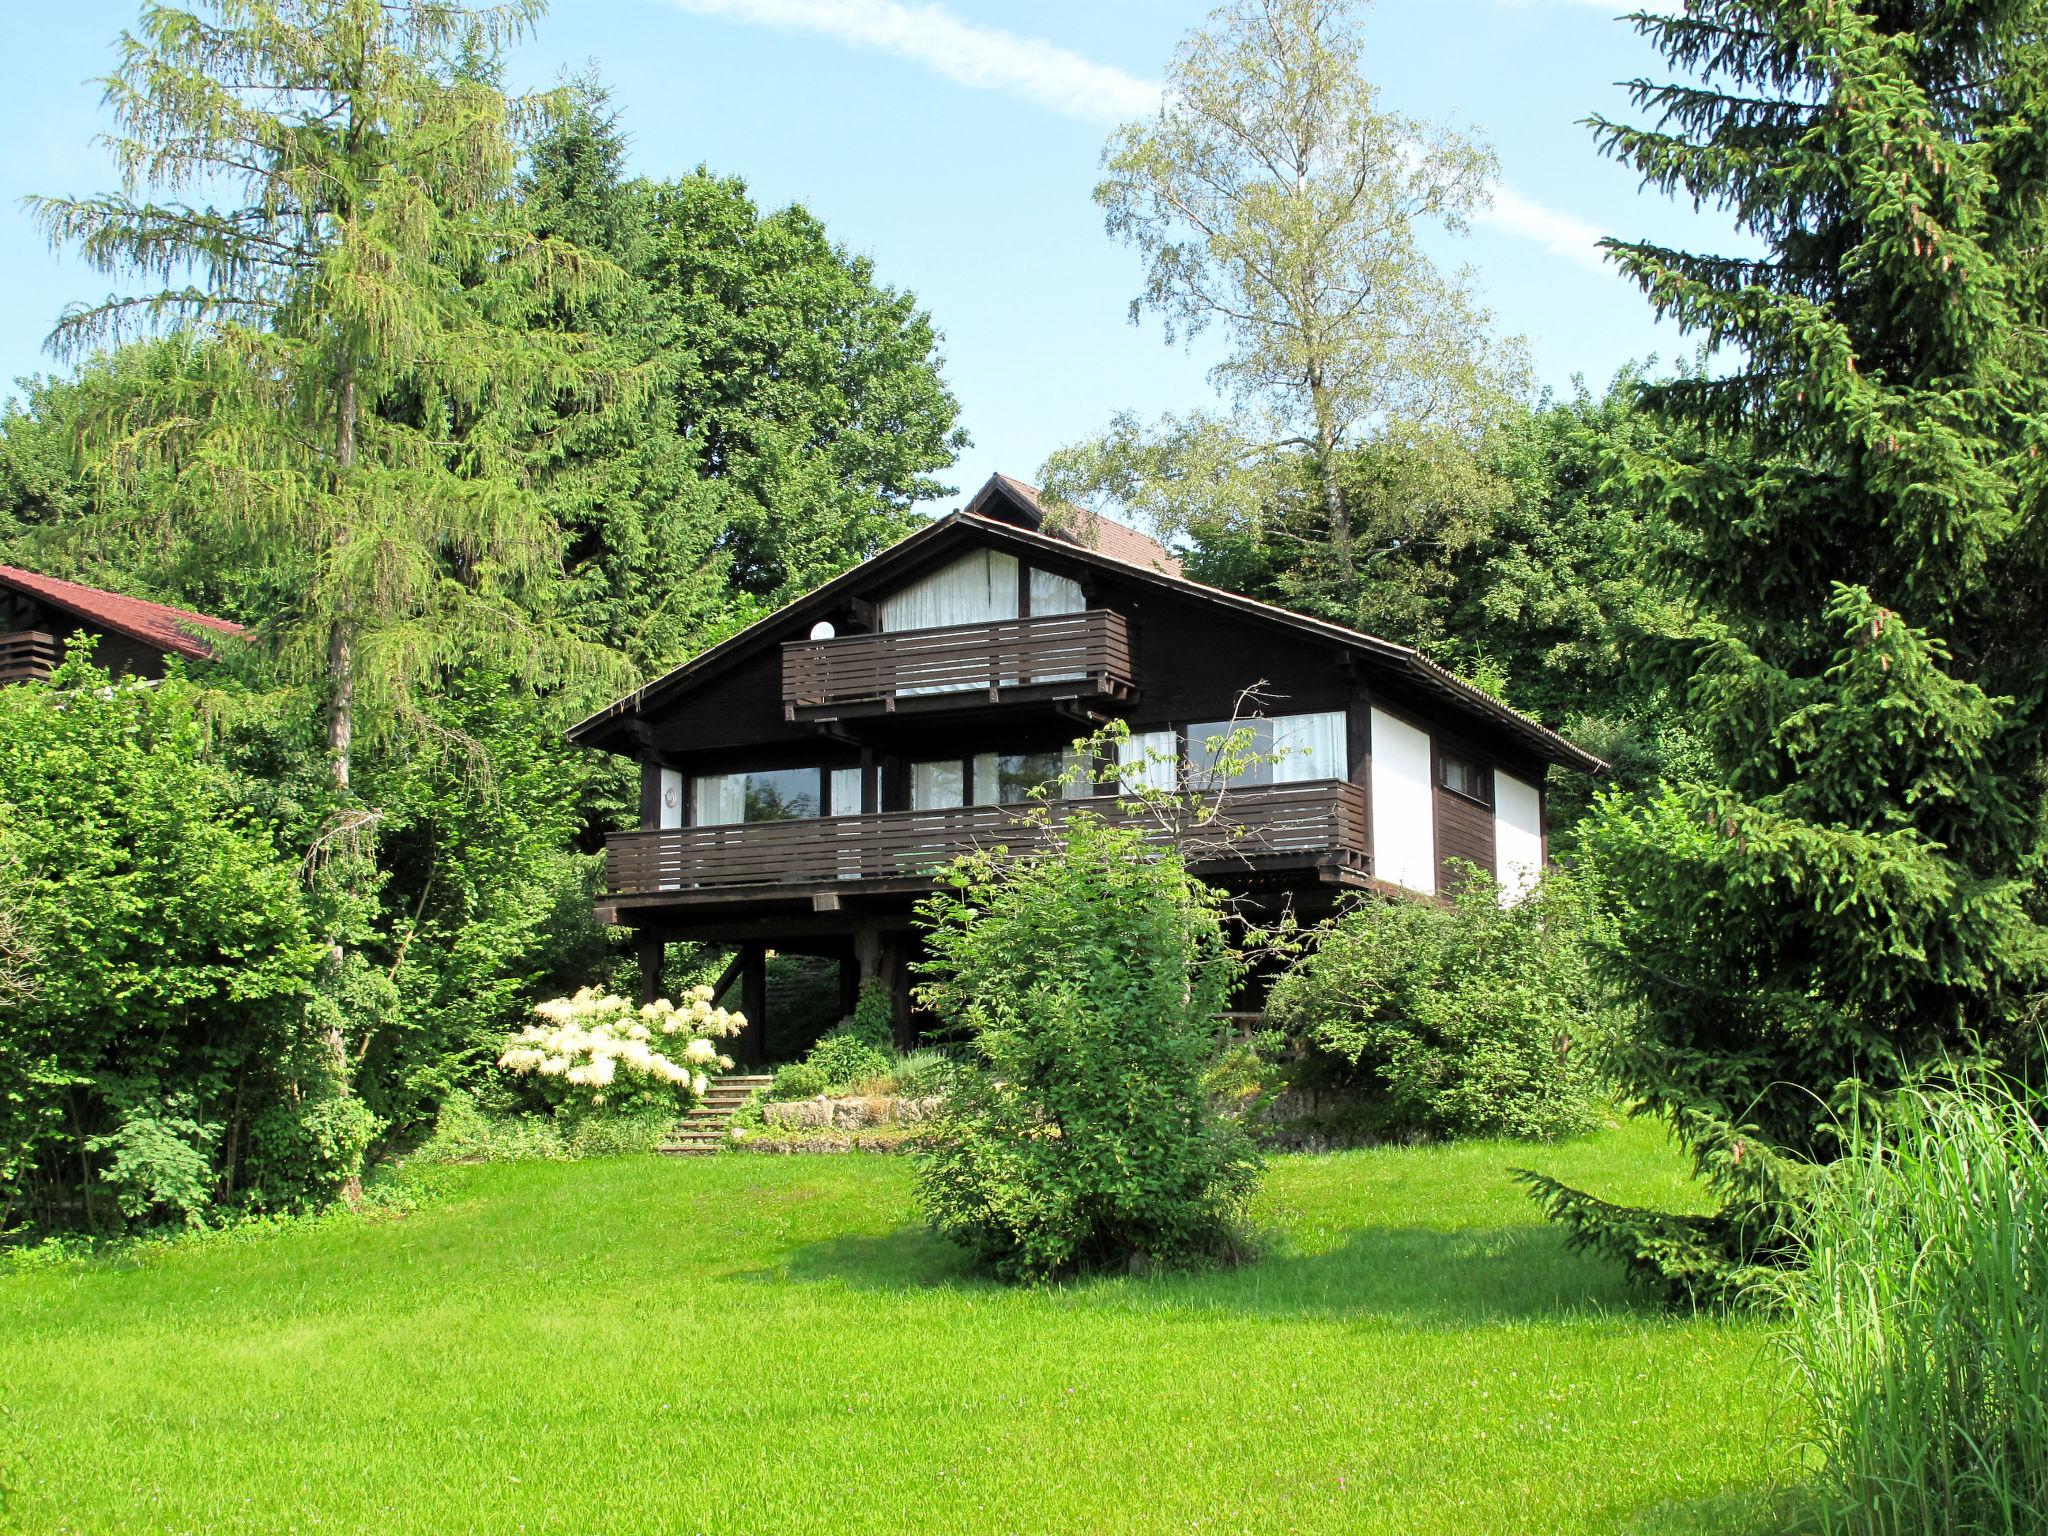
[[498, 986, 744, 1113]]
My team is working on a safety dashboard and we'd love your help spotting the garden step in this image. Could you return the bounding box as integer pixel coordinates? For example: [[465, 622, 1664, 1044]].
[[656, 1073, 773, 1156]]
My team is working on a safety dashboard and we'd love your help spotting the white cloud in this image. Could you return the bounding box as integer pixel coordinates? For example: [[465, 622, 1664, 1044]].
[[1476, 182, 1612, 273], [663, 0, 1616, 276], [662, 0, 1162, 124]]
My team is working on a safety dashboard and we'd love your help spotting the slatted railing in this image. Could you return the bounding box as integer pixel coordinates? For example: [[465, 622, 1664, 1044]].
[[782, 609, 1133, 716], [603, 778, 1367, 898], [0, 631, 59, 685]]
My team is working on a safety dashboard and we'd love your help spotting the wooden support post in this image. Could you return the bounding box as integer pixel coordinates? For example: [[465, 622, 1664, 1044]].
[[738, 944, 768, 1068], [637, 930, 666, 1006], [883, 932, 913, 1051], [838, 946, 861, 1021]]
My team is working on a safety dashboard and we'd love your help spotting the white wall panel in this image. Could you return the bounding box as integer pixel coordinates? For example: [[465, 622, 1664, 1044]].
[[1369, 708, 1435, 896], [1495, 771, 1544, 905]]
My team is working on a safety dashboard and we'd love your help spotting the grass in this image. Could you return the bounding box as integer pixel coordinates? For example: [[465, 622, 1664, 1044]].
[[0, 1118, 1794, 1535]]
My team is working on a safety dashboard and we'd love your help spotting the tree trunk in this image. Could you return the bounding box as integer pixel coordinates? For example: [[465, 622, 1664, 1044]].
[[328, 370, 358, 796]]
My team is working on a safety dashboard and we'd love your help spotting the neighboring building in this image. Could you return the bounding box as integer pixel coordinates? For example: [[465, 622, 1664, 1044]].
[[569, 474, 1603, 1057], [0, 565, 244, 685]]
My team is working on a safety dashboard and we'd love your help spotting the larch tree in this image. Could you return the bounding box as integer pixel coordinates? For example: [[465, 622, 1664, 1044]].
[[1043, 0, 1512, 585], [30, 0, 625, 798], [1521, 0, 2048, 1302]]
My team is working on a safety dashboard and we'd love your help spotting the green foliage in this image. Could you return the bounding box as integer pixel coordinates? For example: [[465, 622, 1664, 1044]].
[[1773, 1078, 2048, 1535], [1058, 0, 1513, 585], [410, 1089, 669, 1164], [246, 1093, 383, 1212], [83, 1100, 219, 1229], [768, 1061, 830, 1102], [847, 979, 895, 1050], [0, 653, 330, 1230], [1523, 1, 2048, 1301], [913, 812, 1260, 1280], [805, 1033, 893, 1092], [1268, 874, 1605, 1142]]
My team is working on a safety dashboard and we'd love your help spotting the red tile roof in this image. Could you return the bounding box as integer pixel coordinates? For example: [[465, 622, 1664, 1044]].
[[0, 565, 244, 661], [965, 473, 1184, 577]]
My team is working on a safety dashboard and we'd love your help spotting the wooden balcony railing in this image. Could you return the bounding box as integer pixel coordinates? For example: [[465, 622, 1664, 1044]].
[[0, 631, 59, 686], [602, 778, 1368, 899], [782, 609, 1134, 719]]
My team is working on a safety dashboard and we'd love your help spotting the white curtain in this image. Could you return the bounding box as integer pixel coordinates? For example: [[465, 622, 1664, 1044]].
[[692, 774, 745, 827], [829, 767, 864, 818], [911, 759, 964, 811], [1028, 568, 1084, 615], [880, 551, 1019, 633], [1116, 729, 1179, 793], [1272, 711, 1344, 782], [1062, 747, 1096, 798]]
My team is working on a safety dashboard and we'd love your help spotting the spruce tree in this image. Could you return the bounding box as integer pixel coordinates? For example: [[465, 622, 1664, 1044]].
[[1521, 1, 2048, 1301]]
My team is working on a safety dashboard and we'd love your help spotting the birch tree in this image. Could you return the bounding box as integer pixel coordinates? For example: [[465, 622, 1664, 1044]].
[[1046, 0, 1513, 584]]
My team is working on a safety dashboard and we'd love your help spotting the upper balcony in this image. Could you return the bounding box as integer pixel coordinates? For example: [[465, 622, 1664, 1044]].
[[599, 778, 1369, 912], [781, 609, 1135, 723], [0, 631, 59, 686]]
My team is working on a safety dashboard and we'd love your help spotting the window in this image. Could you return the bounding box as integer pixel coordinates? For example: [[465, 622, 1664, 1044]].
[[1188, 711, 1345, 788], [878, 550, 1020, 633], [1027, 567, 1084, 615], [971, 750, 1091, 805], [1437, 752, 1492, 806], [829, 767, 864, 818], [911, 759, 965, 811], [693, 767, 824, 826], [1116, 729, 1179, 793]]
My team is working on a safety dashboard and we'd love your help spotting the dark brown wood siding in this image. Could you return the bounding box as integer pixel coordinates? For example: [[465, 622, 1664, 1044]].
[[1434, 779, 1495, 891]]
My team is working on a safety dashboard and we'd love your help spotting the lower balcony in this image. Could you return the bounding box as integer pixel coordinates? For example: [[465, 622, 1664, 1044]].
[[600, 779, 1369, 908]]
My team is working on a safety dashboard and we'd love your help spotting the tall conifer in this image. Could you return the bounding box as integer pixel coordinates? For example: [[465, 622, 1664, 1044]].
[[1523, 1, 2048, 1300]]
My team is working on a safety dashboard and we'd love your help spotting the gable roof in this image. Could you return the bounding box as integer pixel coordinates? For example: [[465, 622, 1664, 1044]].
[[0, 565, 245, 662], [965, 473, 1183, 576], [568, 492, 1604, 774]]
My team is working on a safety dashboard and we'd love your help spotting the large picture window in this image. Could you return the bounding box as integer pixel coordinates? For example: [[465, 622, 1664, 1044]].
[[692, 767, 837, 826], [911, 759, 965, 811], [878, 550, 1019, 634], [1188, 711, 1344, 788], [971, 750, 1093, 805]]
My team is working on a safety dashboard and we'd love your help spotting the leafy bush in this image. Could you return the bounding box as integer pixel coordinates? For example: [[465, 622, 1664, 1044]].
[[769, 1061, 829, 1101], [83, 1101, 219, 1228], [1774, 1078, 2048, 1536], [0, 653, 329, 1232], [1267, 871, 1604, 1141], [914, 811, 1259, 1280], [409, 1091, 673, 1165], [246, 1093, 383, 1211], [497, 986, 742, 1123], [889, 1049, 952, 1098], [806, 1031, 892, 1091]]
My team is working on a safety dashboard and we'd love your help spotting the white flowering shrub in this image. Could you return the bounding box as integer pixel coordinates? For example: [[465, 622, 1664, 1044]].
[[498, 987, 745, 1120]]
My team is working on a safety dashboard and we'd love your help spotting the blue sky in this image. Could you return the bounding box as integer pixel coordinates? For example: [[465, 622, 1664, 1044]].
[[0, 0, 1736, 510]]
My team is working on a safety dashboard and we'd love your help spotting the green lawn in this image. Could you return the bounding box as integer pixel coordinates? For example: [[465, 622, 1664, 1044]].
[[0, 1120, 1795, 1535]]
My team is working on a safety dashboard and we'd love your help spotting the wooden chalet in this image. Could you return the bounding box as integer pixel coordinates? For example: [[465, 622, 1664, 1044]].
[[0, 565, 243, 684], [569, 474, 1603, 1059]]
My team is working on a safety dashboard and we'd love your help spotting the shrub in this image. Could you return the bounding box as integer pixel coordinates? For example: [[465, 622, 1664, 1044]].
[[246, 1092, 383, 1210], [1774, 1078, 2048, 1536], [914, 811, 1259, 1280], [769, 1061, 829, 1101], [806, 1030, 892, 1090], [889, 1049, 952, 1098], [0, 653, 326, 1233], [1266, 870, 1604, 1141], [497, 986, 743, 1123]]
